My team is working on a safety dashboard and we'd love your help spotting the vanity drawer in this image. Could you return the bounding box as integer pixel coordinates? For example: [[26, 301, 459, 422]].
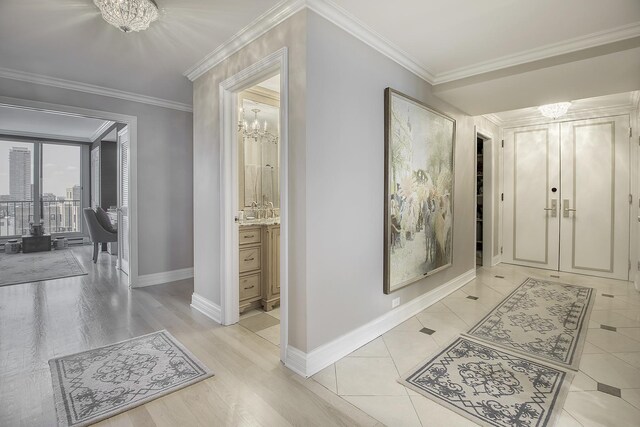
[[239, 247, 261, 273], [239, 228, 261, 245], [240, 273, 261, 301]]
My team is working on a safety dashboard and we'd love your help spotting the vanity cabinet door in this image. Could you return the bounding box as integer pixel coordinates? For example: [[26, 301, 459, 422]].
[[240, 227, 261, 245], [240, 273, 261, 301], [239, 247, 261, 273]]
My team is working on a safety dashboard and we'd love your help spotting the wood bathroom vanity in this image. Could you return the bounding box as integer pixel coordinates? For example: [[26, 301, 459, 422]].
[[239, 223, 280, 313]]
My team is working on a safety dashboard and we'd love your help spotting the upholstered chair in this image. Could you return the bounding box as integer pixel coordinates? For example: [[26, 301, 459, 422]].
[[83, 208, 117, 263]]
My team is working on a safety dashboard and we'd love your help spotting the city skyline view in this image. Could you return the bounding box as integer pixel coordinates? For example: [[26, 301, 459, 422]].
[[0, 140, 81, 199]]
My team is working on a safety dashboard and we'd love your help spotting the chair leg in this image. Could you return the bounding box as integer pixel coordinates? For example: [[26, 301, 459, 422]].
[[93, 242, 99, 263]]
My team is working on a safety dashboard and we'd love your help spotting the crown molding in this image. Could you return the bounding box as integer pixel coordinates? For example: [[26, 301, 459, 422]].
[[482, 113, 504, 127], [0, 67, 193, 113], [632, 90, 640, 109], [0, 128, 91, 143], [433, 22, 640, 84], [184, 0, 436, 84], [497, 102, 638, 129], [306, 0, 436, 83], [90, 120, 116, 142], [184, 0, 306, 81], [184, 1, 640, 88]]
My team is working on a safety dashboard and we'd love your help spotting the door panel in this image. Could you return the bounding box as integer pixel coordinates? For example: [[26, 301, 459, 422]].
[[503, 125, 560, 270], [117, 127, 130, 276], [560, 116, 630, 280]]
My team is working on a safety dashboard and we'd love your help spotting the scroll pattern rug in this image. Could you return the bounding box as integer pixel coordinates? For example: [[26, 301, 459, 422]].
[[0, 249, 86, 287], [49, 330, 213, 427], [465, 278, 594, 370], [400, 337, 572, 427]]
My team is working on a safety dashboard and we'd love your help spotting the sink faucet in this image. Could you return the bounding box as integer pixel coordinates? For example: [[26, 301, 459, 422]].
[[250, 201, 259, 219], [267, 202, 274, 218]]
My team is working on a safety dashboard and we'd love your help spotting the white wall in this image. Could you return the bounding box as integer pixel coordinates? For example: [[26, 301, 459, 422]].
[[0, 77, 194, 276], [302, 12, 478, 351]]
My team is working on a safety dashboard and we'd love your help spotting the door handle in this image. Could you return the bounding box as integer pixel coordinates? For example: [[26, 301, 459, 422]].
[[543, 199, 557, 217], [563, 199, 576, 217]]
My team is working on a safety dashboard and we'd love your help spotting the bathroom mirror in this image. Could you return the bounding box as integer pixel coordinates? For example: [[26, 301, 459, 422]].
[[238, 85, 280, 212]]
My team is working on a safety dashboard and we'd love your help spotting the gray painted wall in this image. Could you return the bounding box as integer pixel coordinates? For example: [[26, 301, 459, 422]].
[[303, 12, 477, 350], [193, 10, 488, 353], [0, 77, 194, 276]]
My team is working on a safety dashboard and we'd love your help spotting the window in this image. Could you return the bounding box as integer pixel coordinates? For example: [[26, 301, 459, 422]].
[[42, 144, 82, 234], [0, 140, 84, 237]]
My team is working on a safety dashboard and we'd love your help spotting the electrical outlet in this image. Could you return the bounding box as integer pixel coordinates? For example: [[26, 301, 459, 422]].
[[392, 297, 400, 308]]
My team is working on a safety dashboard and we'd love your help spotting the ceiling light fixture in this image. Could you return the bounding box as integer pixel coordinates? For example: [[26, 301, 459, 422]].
[[238, 108, 278, 144], [538, 102, 571, 119], [94, 0, 159, 33]]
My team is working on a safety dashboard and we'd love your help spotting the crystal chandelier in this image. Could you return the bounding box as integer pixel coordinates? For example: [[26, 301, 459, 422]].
[[94, 0, 159, 33], [538, 102, 571, 119], [238, 108, 278, 144]]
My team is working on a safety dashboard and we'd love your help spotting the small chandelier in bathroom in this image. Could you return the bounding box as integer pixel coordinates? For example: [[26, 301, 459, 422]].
[[94, 0, 159, 33], [538, 102, 572, 119], [238, 108, 278, 144]]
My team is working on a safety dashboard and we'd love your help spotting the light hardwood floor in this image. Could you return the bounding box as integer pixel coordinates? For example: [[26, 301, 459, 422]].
[[0, 247, 379, 427]]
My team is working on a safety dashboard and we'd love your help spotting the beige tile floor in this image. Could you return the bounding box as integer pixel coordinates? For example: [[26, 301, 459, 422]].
[[308, 264, 640, 427], [239, 307, 281, 346]]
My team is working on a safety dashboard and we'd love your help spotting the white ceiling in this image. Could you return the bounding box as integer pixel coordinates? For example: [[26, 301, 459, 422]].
[[330, 0, 640, 82], [257, 75, 281, 93], [0, 106, 112, 142], [0, 0, 280, 106], [0, 1, 638, 111]]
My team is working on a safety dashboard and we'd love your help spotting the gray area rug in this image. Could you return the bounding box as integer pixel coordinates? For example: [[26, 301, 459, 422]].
[[465, 278, 594, 370], [49, 330, 213, 427], [400, 337, 573, 427], [0, 249, 87, 287]]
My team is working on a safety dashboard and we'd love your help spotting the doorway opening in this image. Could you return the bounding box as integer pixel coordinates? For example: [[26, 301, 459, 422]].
[[474, 130, 496, 268], [476, 136, 484, 267], [218, 48, 289, 362], [236, 75, 282, 345], [0, 98, 137, 286]]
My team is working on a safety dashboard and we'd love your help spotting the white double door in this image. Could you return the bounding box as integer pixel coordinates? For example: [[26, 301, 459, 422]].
[[503, 116, 630, 280]]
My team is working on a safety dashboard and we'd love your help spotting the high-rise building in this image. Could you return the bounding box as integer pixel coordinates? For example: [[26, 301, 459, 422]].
[[66, 185, 81, 202], [9, 147, 31, 201], [62, 185, 82, 232]]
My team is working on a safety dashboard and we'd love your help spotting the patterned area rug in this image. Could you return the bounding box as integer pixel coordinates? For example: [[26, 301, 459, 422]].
[[0, 250, 86, 287], [400, 337, 573, 427], [465, 278, 594, 370], [49, 330, 213, 427]]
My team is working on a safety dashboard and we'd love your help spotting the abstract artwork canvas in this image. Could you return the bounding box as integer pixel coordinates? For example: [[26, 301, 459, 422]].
[[384, 88, 455, 293]]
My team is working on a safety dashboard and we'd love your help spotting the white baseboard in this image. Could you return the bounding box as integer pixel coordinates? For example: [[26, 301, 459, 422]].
[[134, 267, 194, 288], [491, 255, 501, 267], [284, 346, 308, 377], [190, 292, 222, 324], [284, 268, 476, 377]]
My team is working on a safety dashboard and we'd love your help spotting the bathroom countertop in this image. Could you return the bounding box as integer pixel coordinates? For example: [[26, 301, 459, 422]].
[[239, 218, 280, 226]]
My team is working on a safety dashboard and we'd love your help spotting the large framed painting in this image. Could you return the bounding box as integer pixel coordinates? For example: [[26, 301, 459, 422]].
[[384, 88, 456, 294]]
